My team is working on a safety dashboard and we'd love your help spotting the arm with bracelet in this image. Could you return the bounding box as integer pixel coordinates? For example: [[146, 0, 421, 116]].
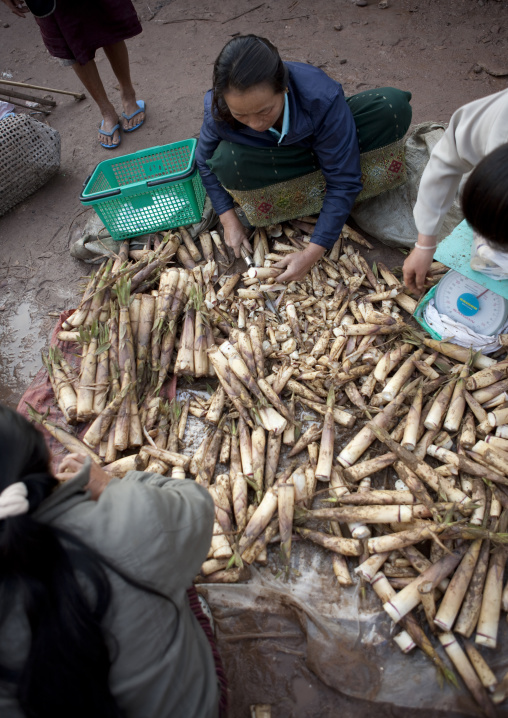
[[403, 234, 438, 293], [403, 89, 508, 293]]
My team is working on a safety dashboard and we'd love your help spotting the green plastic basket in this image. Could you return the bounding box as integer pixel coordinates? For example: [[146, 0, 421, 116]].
[[80, 139, 206, 240]]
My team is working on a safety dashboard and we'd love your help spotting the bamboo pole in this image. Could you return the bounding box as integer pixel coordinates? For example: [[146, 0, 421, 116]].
[[355, 552, 391, 582], [433, 540, 482, 632], [369, 425, 470, 508], [464, 643, 498, 694], [418, 581, 437, 633], [382, 546, 468, 623], [475, 545, 508, 649], [438, 633, 497, 718], [0, 95, 52, 114], [0, 87, 56, 106], [278, 483, 294, 567], [0, 78, 86, 99], [343, 452, 396, 482], [493, 671, 508, 705], [370, 573, 450, 673]]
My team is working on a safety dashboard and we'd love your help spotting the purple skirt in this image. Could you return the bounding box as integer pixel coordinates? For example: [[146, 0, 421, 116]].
[[35, 0, 142, 65]]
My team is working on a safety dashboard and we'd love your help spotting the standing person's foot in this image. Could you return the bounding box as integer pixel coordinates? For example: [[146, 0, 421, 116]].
[[98, 109, 121, 149], [122, 98, 146, 132]]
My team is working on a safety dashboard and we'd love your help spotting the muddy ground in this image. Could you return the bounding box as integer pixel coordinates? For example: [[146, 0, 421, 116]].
[[1, 0, 508, 715]]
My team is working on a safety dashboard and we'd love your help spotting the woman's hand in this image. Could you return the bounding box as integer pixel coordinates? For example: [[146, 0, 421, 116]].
[[1, 0, 29, 17], [219, 209, 252, 258], [56, 453, 113, 500], [275, 243, 326, 283], [403, 234, 437, 293]]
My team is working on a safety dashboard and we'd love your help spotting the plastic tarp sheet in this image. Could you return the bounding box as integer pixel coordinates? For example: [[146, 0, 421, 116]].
[[202, 550, 508, 717], [17, 316, 508, 718]]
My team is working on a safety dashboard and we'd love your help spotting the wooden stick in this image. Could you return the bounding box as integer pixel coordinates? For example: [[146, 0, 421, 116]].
[[0, 87, 56, 106], [0, 78, 85, 100], [0, 96, 51, 115], [221, 2, 264, 23]]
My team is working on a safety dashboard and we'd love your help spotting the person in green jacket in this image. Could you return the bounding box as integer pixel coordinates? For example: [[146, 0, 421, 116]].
[[0, 405, 224, 718]]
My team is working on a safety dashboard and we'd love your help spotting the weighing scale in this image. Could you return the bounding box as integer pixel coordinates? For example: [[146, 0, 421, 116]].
[[434, 220, 508, 301], [414, 220, 508, 349], [434, 272, 508, 335]]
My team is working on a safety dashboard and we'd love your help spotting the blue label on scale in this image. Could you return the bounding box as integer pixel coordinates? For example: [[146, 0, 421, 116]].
[[457, 292, 480, 316]]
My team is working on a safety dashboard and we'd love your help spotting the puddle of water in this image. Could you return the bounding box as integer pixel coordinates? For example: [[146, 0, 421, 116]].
[[0, 297, 47, 407]]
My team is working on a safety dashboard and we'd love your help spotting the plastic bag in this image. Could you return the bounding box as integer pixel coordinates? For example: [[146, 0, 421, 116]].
[[0, 101, 15, 121], [69, 196, 218, 261], [201, 553, 508, 716], [424, 297, 508, 354], [351, 122, 465, 248], [470, 232, 508, 280], [414, 281, 508, 354]]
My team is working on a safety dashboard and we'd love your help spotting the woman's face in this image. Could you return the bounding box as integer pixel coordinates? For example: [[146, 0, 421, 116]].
[[223, 83, 285, 133]]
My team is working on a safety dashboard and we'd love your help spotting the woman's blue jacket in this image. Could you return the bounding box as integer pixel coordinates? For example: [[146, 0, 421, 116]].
[[196, 61, 363, 250]]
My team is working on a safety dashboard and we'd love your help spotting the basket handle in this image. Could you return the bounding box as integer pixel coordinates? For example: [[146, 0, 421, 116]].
[[80, 166, 122, 202], [146, 159, 197, 187], [80, 185, 122, 202], [80, 155, 197, 200], [82, 172, 92, 191]]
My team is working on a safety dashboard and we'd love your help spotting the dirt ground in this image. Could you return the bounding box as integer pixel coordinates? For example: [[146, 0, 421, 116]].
[[1, 0, 508, 715]]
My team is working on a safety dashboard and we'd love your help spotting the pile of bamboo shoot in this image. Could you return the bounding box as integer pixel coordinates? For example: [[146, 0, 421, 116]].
[[30, 217, 508, 715]]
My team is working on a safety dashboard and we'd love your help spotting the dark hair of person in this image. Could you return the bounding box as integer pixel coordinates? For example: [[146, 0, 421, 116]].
[[212, 34, 288, 127], [0, 406, 178, 718], [461, 143, 508, 250], [0, 405, 124, 718]]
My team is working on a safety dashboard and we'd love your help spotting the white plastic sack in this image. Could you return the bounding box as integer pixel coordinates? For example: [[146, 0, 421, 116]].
[[470, 231, 508, 280], [351, 122, 465, 248], [0, 101, 15, 120], [424, 298, 508, 354]]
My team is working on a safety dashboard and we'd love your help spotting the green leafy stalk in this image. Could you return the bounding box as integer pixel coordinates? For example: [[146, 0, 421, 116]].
[[95, 323, 111, 355], [115, 277, 132, 309]]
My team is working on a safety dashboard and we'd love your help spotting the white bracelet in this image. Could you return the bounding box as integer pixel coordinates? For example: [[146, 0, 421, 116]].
[[413, 243, 437, 251]]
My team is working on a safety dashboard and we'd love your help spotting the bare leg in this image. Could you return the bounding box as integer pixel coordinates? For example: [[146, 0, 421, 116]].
[[71, 59, 119, 146], [103, 41, 144, 131]]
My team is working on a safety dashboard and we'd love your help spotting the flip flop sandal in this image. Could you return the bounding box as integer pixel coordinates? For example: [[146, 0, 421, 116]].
[[122, 100, 146, 132], [99, 121, 121, 149]]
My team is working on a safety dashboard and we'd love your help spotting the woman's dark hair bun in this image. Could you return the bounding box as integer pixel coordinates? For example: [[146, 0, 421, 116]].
[[212, 34, 288, 126]]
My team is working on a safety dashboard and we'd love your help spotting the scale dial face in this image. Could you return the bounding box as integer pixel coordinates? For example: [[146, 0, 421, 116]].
[[434, 271, 508, 336]]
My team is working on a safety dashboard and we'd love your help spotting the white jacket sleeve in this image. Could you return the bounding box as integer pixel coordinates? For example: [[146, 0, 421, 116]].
[[413, 89, 508, 237]]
